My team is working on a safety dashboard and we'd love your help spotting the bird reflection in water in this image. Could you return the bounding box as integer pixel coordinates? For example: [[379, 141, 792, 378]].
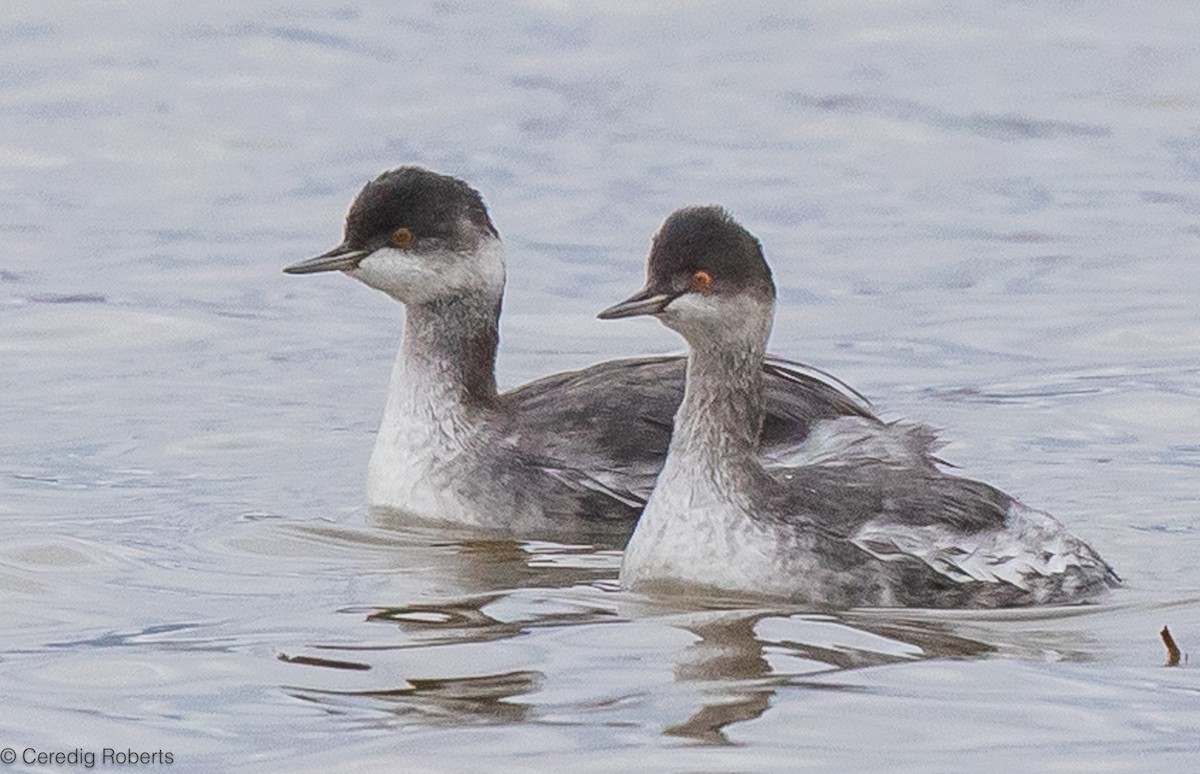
[[277, 525, 1102, 741], [277, 547, 619, 728], [283, 668, 543, 727], [660, 607, 994, 745]]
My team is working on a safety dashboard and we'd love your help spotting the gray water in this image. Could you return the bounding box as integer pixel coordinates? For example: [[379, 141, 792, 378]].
[[2, 1, 1199, 771]]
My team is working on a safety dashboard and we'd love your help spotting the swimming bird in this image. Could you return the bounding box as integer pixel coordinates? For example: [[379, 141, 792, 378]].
[[283, 167, 872, 535], [599, 206, 1118, 606]]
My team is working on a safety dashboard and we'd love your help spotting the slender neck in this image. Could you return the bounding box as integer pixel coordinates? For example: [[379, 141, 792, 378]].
[[396, 291, 501, 413], [669, 331, 766, 468]]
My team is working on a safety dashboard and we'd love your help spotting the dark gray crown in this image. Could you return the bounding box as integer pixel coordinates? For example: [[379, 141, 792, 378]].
[[343, 166, 498, 252], [647, 206, 775, 298]]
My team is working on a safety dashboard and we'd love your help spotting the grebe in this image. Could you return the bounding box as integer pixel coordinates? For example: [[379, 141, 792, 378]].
[[599, 206, 1117, 606], [284, 168, 872, 534]]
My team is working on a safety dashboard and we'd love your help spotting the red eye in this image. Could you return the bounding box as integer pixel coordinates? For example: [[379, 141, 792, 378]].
[[689, 270, 713, 292], [390, 227, 414, 247]]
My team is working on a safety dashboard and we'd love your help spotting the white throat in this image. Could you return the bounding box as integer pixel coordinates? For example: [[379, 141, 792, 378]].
[[621, 292, 773, 589], [366, 338, 475, 511], [363, 238, 506, 517]]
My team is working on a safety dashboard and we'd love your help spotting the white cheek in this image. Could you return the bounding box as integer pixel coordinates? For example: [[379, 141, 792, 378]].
[[349, 237, 505, 303], [469, 237, 506, 292], [661, 293, 770, 342], [663, 293, 724, 323], [351, 247, 426, 298]]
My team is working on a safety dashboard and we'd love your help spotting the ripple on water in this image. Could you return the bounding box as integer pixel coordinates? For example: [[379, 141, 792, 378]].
[[1, 1, 1199, 770], [0, 305, 217, 355]]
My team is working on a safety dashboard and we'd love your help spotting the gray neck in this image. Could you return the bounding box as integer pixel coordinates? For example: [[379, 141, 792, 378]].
[[669, 334, 766, 469], [398, 292, 500, 411]]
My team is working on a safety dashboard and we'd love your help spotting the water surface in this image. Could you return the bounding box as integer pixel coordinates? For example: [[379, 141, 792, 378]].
[[2, 1, 1199, 770]]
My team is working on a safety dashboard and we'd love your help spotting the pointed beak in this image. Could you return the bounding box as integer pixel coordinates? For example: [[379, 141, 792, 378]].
[[597, 286, 677, 320], [283, 244, 369, 275]]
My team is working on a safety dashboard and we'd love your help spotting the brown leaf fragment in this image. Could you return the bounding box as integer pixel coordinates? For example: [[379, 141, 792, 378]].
[[1161, 625, 1182, 667]]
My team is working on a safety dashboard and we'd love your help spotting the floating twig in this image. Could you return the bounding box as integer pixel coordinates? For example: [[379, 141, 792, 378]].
[[278, 652, 372, 671]]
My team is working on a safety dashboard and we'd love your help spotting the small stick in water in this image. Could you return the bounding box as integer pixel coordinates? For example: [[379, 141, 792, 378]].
[[1161, 625, 1182, 667]]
